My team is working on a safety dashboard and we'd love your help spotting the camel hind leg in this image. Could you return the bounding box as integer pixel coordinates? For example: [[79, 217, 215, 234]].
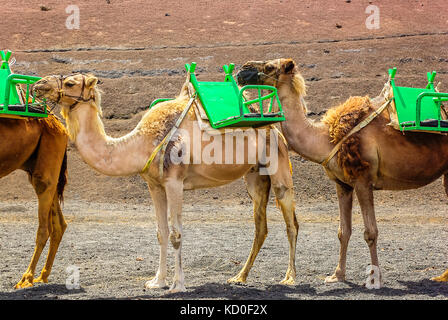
[[15, 171, 58, 288], [15, 130, 67, 289], [228, 168, 271, 284], [33, 194, 67, 284], [268, 134, 299, 285], [431, 174, 448, 282]]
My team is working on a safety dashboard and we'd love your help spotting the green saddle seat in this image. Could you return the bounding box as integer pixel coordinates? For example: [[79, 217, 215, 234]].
[[148, 63, 285, 129], [389, 67, 448, 132], [0, 50, 47, 118]]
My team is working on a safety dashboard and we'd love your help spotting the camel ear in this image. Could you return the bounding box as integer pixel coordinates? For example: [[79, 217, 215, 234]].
[[283, 59, 295, 74], [85, 75, 98, 88]]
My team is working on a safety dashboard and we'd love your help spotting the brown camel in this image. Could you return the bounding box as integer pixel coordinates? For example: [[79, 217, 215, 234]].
[[32, 73, 299, 292], [0, 115, 68, 288], [237, 58, 448, 287]]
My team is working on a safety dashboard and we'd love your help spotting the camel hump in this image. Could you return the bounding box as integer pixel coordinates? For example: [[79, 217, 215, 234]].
[[322, 96, 372, 144], [322, 96, 373, 180]]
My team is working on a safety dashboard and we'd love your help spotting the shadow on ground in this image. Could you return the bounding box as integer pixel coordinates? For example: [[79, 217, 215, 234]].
[[0, 284, 85, 300], [318, 279, 448, 299]]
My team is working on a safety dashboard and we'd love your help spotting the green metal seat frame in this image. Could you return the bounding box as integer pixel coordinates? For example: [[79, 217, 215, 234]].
[[0, 50, 47, 118], [149, 62, 285, 129], [389, 67, 448, 132]]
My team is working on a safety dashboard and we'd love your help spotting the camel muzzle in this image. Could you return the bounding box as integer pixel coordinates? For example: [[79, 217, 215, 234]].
[[236, 68, 260, 85], [30, 82, 47, 98]]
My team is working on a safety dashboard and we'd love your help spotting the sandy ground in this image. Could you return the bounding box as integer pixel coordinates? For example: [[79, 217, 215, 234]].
[[0, 0, 447, 300], [0, 199, 447, 300]]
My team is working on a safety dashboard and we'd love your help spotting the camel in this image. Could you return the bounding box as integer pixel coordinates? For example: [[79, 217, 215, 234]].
[[0, 115, 68, 288], [31, 73, 299, 293], [237, 58, 448, 287]]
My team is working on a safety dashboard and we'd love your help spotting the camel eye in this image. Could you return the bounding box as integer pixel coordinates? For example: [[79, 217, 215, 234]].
[[265, 65, 275, 73], [65, 82, 75, 87]]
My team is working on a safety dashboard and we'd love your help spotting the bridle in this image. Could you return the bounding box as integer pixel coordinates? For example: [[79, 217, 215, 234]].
[[240, 59, 291, 87], [52, 74, 96, 109]]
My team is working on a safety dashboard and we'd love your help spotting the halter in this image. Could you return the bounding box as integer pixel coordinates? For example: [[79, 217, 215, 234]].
[[244, 59, 291, 87], [52, 74, 96, 109]]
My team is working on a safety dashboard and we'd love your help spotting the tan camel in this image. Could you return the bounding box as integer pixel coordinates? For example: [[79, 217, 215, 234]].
[[32, 73, 299, 292], [237, 58, 448, 287], [0, 115, 68, 288]]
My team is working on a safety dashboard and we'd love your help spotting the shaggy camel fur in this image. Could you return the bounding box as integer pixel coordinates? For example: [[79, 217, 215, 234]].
[[237, 58, 448, 287], [32, 73, 299, 293], [0, 115, 68, 288]]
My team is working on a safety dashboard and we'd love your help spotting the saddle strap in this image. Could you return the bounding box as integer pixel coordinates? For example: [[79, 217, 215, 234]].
[[321, 99, 391, 168], [141, 94, 196, 176]]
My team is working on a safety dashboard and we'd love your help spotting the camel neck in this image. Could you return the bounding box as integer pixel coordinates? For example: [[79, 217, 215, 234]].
[[277, 85, 333, 164], [70, 103, 151, 176]]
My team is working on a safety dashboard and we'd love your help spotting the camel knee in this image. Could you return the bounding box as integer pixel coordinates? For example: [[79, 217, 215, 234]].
[[169, 229, 182, 249], [272, 184, 292, 200], [363, 229, 378, 247], [293, 215, 299, 232], [157, 229, 169, 246], [256, 224, 268, 241], [36, 227, 50, 245], [32, 175, 54, 196], [338, 227, 351, 243], [61, 220, 68, 233]]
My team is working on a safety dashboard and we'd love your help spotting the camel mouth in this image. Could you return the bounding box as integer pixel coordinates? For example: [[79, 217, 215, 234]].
[[31, 82, 52, 99], [236, 68, 260, 86]]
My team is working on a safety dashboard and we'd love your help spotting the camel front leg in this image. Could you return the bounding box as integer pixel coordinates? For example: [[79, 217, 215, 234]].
[[273, 183, 298, 285], [228, 170, 271, 285], [355, 178, 383, 289], [165, 178, 185, 293], [325, 181, 353, 283], [34, 195, 67, 284], [145, 184, 169, 289], [432, 174, 448, 282]]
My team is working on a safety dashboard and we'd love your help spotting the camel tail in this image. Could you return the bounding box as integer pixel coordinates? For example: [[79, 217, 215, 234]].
[[57, 149, 68, 204]]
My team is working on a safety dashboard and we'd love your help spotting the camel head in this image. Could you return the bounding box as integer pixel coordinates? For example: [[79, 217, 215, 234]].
[[33, 74, 102, 140], [33, 74, 102, 115], [237, 58, 306, 96]]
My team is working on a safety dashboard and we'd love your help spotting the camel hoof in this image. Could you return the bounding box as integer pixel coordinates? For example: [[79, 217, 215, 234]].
[[431, 275, 448, 282], [431, 269, 448, 282], [227, 275, 247, 285], [280, 274, 296, 285], [145, 277, 167, 289], [169, 281, 186, 293], [14, 280, 34, 289], [33, 276, 48, 284], [324, 274, 345, 284], [15, 273, 35, 289]]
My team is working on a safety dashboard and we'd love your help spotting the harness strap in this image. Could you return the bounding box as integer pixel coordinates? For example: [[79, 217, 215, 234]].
[[320, 99, 391, 168], [141, 93, 197, 177], [53, 74, 95, 108]]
